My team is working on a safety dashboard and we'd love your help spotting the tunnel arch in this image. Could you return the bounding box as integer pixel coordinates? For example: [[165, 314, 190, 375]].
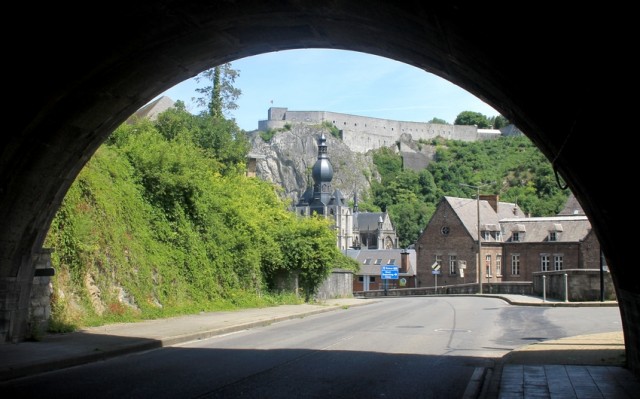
[[3, 2, 637, 376]]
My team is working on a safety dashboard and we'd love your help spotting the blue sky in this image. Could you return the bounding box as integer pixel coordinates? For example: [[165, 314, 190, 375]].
[[158, 49, 499, 132]]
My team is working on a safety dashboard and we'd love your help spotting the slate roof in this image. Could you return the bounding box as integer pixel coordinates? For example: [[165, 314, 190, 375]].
[[354, 212, 385, 231], [557, 193, 585, 216], [500, 216, 591, 242], [297, 187, 312, 206], [328, 189, 347, 206], [444, 196, 525, 239], [346, 248, 416, 276]]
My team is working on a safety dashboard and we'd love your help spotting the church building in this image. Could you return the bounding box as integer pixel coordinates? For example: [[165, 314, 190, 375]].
[[295, 134, 398, 250]]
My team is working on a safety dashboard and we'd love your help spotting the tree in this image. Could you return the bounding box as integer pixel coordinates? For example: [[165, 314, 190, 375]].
[[427, 117, 449, 125], [388, 199, 435, 248], [270, 215, 341, 301], [454, 111, 491, 128], [492, 115, 510, 129], [372, 147, 403, 180], [194, 63, 242, 119], [153, 105, 249, 176]]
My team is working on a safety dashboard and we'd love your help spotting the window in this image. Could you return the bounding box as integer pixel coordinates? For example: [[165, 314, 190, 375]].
[[541, 254, 550, 271], [363, 258, 371, 265], [440, 226, 450, 236], [358, 276, 364, 282], [369, 276, 376, 282], [496, 255, 502, 276], [494, 231, 502, 241], [449, 255, 457, 275], [549, 231, 557, 241], [388, 259, 396, 265], [512, 232, 520, 242], [512, 254, 520, 275], [554, 255, 564, 271], [374, 258, 383, 265], [485, 255, 492, 277], [482, 231, 491, 241]]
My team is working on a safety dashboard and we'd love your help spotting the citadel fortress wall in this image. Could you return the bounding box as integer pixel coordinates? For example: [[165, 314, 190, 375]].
[[258, 107, 502, 153]]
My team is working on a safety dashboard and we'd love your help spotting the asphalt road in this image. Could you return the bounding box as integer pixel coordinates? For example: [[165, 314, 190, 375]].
[[0, 297, 622, 398]]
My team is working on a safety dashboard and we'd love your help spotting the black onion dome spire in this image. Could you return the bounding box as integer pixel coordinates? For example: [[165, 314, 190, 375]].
[[311, 133, 333, 194]]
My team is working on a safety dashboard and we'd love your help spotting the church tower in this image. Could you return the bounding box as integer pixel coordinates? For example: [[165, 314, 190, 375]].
[[295, 134, 352, 250], [309, 133, 333, 215]]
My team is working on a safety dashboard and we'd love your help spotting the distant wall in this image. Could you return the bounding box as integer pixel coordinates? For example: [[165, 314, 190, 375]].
[[354, 282, 533, 297], [532, 269, 616, 301], [258, 108, 488, 153], [316, 270, 354, 300]]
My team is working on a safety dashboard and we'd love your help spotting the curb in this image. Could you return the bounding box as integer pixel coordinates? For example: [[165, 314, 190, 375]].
[[0, 300, 374, 383], [494, 296, 619, 307]]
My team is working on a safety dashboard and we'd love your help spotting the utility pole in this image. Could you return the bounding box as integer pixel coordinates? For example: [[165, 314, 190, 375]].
[[460, 183, 487, 295]]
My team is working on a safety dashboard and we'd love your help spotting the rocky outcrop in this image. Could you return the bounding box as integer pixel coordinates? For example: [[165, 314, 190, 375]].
[[249, 124, 380, 205]]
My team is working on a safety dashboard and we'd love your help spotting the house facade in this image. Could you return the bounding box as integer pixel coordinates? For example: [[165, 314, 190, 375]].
[[415, 194, 602, 295], [500, 216, 600, 282], [349, 248, 417, 291], [415, 195, 524, 288]]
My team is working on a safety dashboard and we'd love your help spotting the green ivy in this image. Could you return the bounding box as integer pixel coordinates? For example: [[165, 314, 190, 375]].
[[45, 113, 342, 331]]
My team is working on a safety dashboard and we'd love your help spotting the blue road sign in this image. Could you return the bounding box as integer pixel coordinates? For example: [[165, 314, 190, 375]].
[[381, 265, 399, 279]]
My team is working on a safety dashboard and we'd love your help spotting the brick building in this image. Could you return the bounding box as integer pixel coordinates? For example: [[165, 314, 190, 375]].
[[500, 216, 600, 282], [349, 248, 416, 291], [415, 194, 602, 293], [415, 195, 524, 288]]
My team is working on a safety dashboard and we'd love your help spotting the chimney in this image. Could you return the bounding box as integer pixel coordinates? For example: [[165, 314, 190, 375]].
[[479, 194, 499, 212], [400, 249, 409, 273]]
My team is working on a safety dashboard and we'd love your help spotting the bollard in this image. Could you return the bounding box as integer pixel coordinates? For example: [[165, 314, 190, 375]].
[[563, 273, 568, 302], [542, 275, 547, 302]]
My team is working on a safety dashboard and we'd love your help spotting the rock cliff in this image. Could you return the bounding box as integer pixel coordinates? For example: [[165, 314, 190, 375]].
[[248, 124, 380, 206]]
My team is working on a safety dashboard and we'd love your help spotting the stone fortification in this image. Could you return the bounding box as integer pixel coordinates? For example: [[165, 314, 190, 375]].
[[258, 107, 495, 153]]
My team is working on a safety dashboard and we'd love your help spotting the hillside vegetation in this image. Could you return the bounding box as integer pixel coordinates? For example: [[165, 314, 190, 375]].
[[368, 136, 569, 247], [44, 105, 358, 332], [44, 101, 567, 331]]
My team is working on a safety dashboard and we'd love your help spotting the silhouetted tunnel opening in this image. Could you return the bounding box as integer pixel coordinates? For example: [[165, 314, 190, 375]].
[[2, 3, 637, 378]]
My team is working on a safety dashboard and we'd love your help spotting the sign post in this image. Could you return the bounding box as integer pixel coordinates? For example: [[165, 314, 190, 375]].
[[381, 265, 399, 296], [431, 261, 441, 292]]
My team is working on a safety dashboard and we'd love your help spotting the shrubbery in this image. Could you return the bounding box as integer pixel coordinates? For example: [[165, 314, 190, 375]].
[[45, 108, 357, 331]]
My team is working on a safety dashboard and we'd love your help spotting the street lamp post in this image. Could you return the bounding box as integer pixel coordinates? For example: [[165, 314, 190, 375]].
[[460, 183, 487, 295]]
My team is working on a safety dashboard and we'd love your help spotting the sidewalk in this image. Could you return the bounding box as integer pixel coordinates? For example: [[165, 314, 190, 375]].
[[1, 295, 637, 398], [0, 297, 370, 382], [474, 295, 639, 398]]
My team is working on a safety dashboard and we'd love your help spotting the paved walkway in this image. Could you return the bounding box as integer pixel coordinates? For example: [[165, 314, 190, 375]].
[[0, 295, 637, 398]]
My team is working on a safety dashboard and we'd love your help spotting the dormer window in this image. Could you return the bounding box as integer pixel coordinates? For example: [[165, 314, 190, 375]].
[[482, 231, 491, 241], [549, 224, 563, 241], [512, 224, 526, 242]]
